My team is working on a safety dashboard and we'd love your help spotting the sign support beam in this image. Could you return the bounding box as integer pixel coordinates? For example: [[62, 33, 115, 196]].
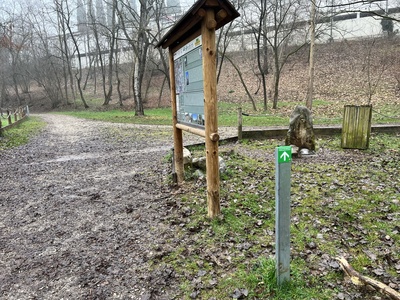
[[169, 48, 184, 184]]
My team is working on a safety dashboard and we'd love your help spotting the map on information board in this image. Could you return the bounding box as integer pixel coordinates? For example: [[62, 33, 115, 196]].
[[174, 36, 204, 127]]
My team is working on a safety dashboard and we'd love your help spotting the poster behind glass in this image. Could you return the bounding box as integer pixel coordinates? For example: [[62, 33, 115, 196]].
[[174, 37, 204, 127]]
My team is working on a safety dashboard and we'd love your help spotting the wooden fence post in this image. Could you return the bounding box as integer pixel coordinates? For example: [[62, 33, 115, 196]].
[[238, 107, 243, 141]]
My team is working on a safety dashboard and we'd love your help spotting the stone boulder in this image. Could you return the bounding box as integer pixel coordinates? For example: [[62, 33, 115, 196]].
[[183, 147, 192, 165], [192, 156, 226, 174], [285, 106, 316, 151]]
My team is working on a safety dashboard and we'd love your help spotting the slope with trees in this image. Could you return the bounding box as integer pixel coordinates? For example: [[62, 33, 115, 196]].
[[0, 0, 398, 117]]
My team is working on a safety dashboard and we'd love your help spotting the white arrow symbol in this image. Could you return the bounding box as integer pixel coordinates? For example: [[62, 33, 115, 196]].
[[280, 151, 290, 161]]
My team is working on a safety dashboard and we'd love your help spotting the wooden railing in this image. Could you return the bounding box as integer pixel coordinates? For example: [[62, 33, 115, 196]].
[[0, 106, 30, 135]]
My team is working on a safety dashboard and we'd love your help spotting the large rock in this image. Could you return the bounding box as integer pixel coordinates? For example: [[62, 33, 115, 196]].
[[192, 156, 226, 174], [182, 148, 226, 174], [285, 106, 316, 151], [183, 147, 192, 165]]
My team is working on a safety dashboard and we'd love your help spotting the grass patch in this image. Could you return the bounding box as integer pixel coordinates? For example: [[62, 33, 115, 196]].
[[0, 117, 46, 151], [158, 133, 399, 299], [55, 99, 399, 126], [57, 107, 173, 125]]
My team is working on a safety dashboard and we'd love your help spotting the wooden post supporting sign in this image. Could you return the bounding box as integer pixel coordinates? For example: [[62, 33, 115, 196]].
[[202, 9, 220, 217], [169, 48, 184, 184]]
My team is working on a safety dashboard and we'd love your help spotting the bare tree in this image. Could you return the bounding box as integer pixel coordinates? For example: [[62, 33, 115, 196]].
[[55, 0, 89, 108], [117, 0, 155, 116], [24, 7, 66, 108], [0, 7, 36, 107], [363, 39, 389, 104], [87, 0, 111, 106], [306, 0, 316, 110], [149, 0, 172, 103], [102, 0, 118, 106], [0, 21, 12, 107], [215, 0, 244, 83], [267, 0, 309, 109], [242, 0, 270, 111], [319, 0, 400, 23], [225, 53, 258, 111], [55, 0, 78, 106]]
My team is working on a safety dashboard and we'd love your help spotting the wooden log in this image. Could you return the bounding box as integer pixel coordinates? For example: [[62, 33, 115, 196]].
[[198, 8, 206, 17], [175, 123, 206, 137], [202, 9, 220, 218], [216, 9, 228, 22], [209, 132, 219, 142], [336, 256, 400, 300]]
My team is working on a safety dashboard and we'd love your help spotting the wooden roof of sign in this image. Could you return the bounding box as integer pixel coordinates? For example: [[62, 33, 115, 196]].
[[155, 0, 239, 52]]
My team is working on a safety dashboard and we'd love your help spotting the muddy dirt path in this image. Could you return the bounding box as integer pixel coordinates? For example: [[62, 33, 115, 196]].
[[0, 114, 214, 299]]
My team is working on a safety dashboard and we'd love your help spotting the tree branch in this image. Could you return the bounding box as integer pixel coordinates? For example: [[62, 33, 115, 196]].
[[336, 256, 400, 300]]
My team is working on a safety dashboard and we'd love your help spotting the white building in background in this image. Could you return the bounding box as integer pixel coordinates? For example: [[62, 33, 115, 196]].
[[68, 0, 400, 68], [224, 0, 400, 51]]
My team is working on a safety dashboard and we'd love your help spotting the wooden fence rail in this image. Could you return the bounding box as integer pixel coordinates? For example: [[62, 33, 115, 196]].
[[0, 106, 30, 136]]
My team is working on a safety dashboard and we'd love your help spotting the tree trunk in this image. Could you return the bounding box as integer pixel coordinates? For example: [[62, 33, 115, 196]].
[[0, 82, 6, 107], [12, 73, 22, 106], [63, 0, 89, 109], [273, 57, 280, 109], [306, 0, 316, 110], [158, 75, 167, 108], [60, 15, 76, 106], [103, 0, 117, 106], [261, 1, 268, 111], [114, 31, 123, 107], [143, 68, 154, 102], [261, 36, 268, 111], [134, 59, 144, 116]]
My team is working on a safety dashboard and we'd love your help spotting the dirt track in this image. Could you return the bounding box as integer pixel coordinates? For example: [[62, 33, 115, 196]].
[[0, 114, 210, 299]]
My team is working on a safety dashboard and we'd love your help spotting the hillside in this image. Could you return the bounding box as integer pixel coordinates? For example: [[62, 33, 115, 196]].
[[7, 37, 400, 119], [214, 37, 400, 116]]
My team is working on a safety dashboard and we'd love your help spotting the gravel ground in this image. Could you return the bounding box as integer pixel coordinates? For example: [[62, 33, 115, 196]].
[[0, 114, 232, 300]]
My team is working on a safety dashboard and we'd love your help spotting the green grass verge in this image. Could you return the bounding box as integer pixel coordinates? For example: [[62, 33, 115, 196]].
[[56, 108, 173, 125], [55, 100, 398, 126], [0, 117, 46, 151]]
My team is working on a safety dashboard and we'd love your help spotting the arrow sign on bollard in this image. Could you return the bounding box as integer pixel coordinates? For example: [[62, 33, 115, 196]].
[[278, 146, 292, 163]]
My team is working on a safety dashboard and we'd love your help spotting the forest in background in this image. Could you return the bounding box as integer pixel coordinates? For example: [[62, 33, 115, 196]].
[[6, 36, 398, 118], [0, 0, 399, 117]]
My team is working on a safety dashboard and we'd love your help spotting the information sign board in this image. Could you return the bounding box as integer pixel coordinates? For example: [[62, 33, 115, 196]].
[[174, 36, 204, 126]]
